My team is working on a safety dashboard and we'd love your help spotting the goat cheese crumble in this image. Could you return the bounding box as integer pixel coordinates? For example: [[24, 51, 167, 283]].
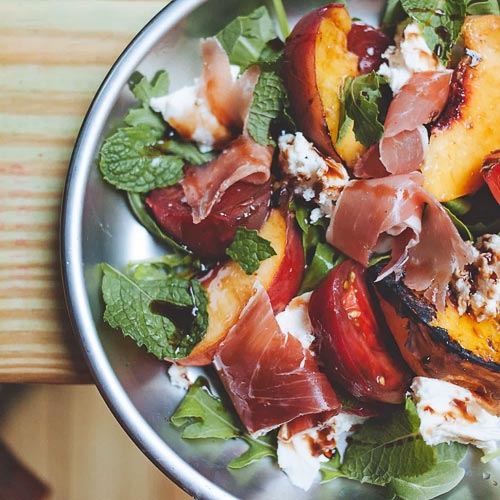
[[277, 412, 368, 490], [450, 234, 500, 322], [378, 22, 446, 94], [411, 377, 500, 454], [276, 292, 314, 350], [278, 132, 349, 219]]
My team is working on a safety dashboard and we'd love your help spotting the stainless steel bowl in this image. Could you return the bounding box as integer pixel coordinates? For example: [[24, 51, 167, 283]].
[[61, 1, 500, 498]]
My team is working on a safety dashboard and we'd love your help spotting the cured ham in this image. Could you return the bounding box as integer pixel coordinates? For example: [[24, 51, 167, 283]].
[[354, 71, 452, 178], [213, 284, 340, 436], [379, 71, 452, 175], [326, 173, 474, 310], [201, 38, 260, 130], [182, 135, 272, 223]]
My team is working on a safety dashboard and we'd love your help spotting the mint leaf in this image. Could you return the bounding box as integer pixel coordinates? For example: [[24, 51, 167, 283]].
[[216, 6, 277, 68], [226, 227, 276, 274], [171, 378, 241, 439], [127, 253, 200, 281], [341, 399, 436, 485], [99, 126, 184, 193], [247, 71, 291, 146], [128, 70, 170, 104], [228, 433, 277, 469], [435, 442, 467, 463], [338, 72, 389, 148], [101, 264, 207, 359], [162, 139, 216, 166], [400, 0, 466, 65], [171, 377, 278, 468], [389, 461, 465, 500], [467, 0, 500, 14]]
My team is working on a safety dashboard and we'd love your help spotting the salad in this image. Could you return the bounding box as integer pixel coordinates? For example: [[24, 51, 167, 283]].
[[97, 0, 500, 498]]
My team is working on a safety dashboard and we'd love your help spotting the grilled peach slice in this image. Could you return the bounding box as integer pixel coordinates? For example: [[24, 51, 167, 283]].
[[282, 4, 366, 166], [421, 15, 500, 202], [175, 210, 304, 366]]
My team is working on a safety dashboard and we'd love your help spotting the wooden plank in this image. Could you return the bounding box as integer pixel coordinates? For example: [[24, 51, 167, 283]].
[[0, 0, 167, 383]]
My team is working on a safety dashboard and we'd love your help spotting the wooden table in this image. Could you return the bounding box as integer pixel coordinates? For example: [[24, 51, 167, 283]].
[[0, 0, 168, 383]]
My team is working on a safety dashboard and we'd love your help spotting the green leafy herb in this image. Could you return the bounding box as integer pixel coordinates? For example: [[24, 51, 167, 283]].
[[228, 433, 276, 469], [124, 105, 165, 131], [226, 227, 276, 274], [466, 0, 500, 14], [444, 206, 473, 241], [127, 253, 201, 282], [216, 6, 278, 69], [320, 453, 346, 483], [382, 0, 407, 26], [171, 378, 241, 439], [388, 443, 467, 500], [400, 0, 466, 65], [340, 399, 436, 485], [99, 125, 184, 193], [291, 200, 345, 292], [101, 264, 208, 359], [171, 378, 276, 467], [338, 72, 389, 148], [127, 193, 191, 253], [443, 196, 472, 217], [481, 447, 500, 463], [128, 70, 170, 104], [247, 71, 293, 146], [161, 139, 216, 166], [271, 0, 291, 39]]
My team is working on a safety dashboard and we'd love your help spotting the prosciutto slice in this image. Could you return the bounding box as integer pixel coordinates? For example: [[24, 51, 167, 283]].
[[327, 173, 474, 310], [213, 284, 340, 436], [201, 38, 260, 130], [379, 71, 452, 175], [355, 71, 452, 178], [182, 135, 272, 223]]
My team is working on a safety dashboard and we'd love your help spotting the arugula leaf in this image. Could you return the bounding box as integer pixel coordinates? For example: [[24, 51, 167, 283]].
[[171, 377, 277, 468], [228, 433, 277, 469], [101, 264, 207, 359], [299, 242, 344, 294], [338, 72, 389, 148], [340, 399, 436, 485], [171, 378, 241, 439], [124, 105, 165, 131], [320, 453, 346, 483], [466, 0, 500, 14], [216, 6, 277, 68], [127, 193, 191, 253], [99, 126, 184, 193], [400, 0, 466, 65], [270, 0, 290, 39], [443, 196, 472, 217], [226, 227, 276, 274], [247, 71, 292, 146], [443, 206, 473, 241], [161, 139, 216, 166], [128, 70, 170, 104]]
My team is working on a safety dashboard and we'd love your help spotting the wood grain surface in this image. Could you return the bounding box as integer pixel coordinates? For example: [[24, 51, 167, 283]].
[[0, 384, 192, 500], [0, 1, 168, 383]]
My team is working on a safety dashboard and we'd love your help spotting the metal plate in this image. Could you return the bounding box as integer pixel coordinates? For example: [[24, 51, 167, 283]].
[[61, 1, 500, 498]]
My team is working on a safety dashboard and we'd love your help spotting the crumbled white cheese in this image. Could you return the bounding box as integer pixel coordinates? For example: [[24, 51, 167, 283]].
[[277, 412, 368, 491], [378, 22, 446, 94], [450, 234, 500, 322], [168, 363, 199, 390], [411, 377, 500, 454], [278, 132, 349, 218], [276, 292, 314, 350]]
